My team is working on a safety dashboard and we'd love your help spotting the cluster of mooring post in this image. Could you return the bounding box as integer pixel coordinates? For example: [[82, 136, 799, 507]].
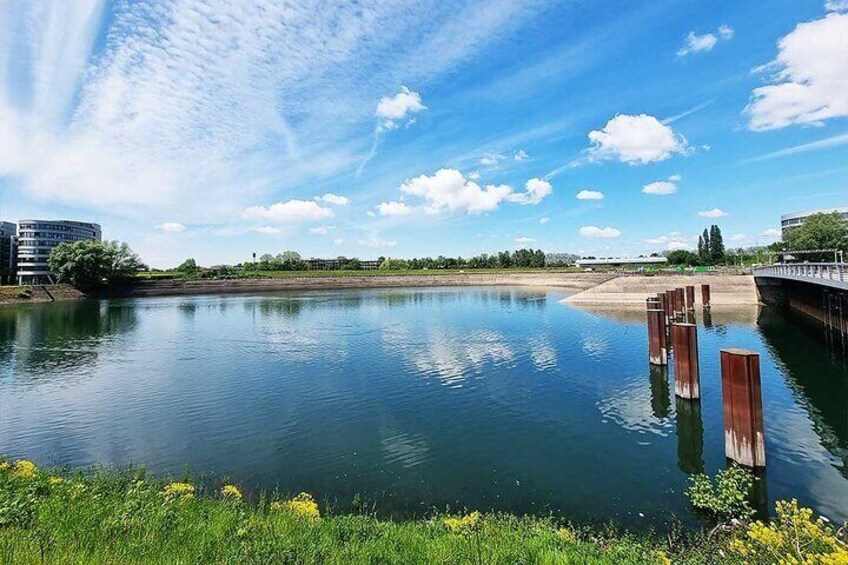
[[644, 284, 766, 468]]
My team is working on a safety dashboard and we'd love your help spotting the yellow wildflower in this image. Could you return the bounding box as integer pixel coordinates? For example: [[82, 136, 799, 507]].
[[443, 511, 482, 536], [272, 492, 320, 521], [49, 476, 65, 486], [655, 551, 672, 565], [11, 460, 37, 479], [221, 484, 242, 500], [0, 461, 9, 472], [162, 482, 196, 501], [556, 527, 574, 542], [69, 483, 87, 498]]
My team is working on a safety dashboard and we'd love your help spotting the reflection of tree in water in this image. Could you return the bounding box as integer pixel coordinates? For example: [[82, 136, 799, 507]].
[[757, 307, 848, 478], [0, 299, 139, 378]]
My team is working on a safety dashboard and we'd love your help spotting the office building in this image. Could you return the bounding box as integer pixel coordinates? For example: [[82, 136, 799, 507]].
[[780, 207, 848, 235], [16, 220, 102, 285], [0, 222, 16, 285]]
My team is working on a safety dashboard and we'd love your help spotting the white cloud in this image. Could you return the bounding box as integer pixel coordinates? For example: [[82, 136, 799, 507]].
[[698, 208, 727, 218], [587, 114, 691, 164], [515, 237, 536, 244], [745, 12, 848, 130], [316, 193, 350, 206], [359, 236, 397, 248], [156, 222, 186, 232], [255, 226, 281, 235], [514, 149, 529, 161], [576, 189, 604, 200], [400, 168, 513, 215], [243, 199, 334, 222], [579, 226, 621, 238], [309, 225, 334, 235], [642, 181, 678, 195], [761, 228, 782, 238], [376, 201, 412, 216], [730, 233, 747, 242], [333, 238, 345, 245], [509, 178, 553, 205], [540, 216, 550, 224], [479, 154, 504, 166], [668, 174, 682, 182], [825, 0, 848, 12], [376, 86, 426, 130], [666, 240, 690, 250], [677, 25, 733, 57], [467, 171, 481, 180]]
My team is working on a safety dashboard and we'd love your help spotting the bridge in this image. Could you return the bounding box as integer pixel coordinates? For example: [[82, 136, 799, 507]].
[[753, 263, 848, 291], [753, 262, 847, 341]]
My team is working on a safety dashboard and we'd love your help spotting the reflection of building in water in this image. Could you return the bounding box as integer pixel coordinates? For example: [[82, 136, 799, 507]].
[[758, 307, 848, 478], [0, 300, 138, 378], [649, 365, 671, 420], [675, 398, 704, 475]]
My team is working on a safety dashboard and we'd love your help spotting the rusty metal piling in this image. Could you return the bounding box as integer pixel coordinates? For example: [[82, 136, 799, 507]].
[[721, 349, 766, 467], [672, 323, 700, 399]]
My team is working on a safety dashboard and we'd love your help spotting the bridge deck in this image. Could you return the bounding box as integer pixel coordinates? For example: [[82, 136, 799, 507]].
[[753, 263, 848, 292]]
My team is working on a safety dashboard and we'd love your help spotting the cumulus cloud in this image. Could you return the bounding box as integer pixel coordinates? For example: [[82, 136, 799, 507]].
[[480, 154, 504, 166], [376, 201, 412, 216], [399, 168, 513, 215], [825, 0, 848, 12], [514, 149, 529, 161], [645, 233, 689, 250], [156, 222, 186, 232], [677, 24, 734, 57], [316, 193, 349, 206], [642, 181, 678, 195], [745, 12, 848, 130], [509, 178, 553, 205], [698, 208, 727, 218], [376, 86, 426, 131], [515, 236, 536, 244], [467, 171, 481, 180], [579, 226, 621, 238], [243, 199, 334, 222], [576, 189, 604, 200], [540, 216, 550, 224], [586, 114, 691, 164]]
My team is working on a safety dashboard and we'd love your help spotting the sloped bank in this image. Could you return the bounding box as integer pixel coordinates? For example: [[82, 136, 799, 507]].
[[120, 272, 615, 297], [562, 274, 758, 306]]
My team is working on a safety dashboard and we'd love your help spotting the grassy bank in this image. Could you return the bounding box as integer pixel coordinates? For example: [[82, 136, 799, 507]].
[[1, 458, 846, 564], [136, 267, 583, 281]]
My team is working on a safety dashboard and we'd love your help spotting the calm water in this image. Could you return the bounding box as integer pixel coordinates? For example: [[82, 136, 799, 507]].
[[1, 287, 847, 528]]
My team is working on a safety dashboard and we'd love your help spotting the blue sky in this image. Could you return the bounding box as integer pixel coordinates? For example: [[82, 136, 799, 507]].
[[1, 0, 846, 267]]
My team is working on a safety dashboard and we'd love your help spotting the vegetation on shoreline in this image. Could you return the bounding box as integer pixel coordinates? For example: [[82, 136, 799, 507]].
[[1, 457, 846, 564]]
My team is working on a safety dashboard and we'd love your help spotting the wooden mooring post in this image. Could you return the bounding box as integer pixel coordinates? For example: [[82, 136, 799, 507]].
[[721, 349, 766, 467], [672, 323, 700, 399]]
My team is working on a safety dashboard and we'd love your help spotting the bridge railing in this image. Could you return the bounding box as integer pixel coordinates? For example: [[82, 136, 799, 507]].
[[753, 262, 846, 282]]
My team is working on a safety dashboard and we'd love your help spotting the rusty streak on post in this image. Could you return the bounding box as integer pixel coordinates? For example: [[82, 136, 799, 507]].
[[721, 349, 766, 467], [701, 284, 711, 308], [672, 323, 700, 399], [664, 291, 675, 321], [647, 308, 668, 365], [686, 286, 695, 310]]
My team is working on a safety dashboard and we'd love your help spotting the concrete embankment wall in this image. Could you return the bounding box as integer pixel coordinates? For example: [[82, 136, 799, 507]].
[[122, 273, 615, 297], [0, 284, 85, 305], [563, 274, 758, 305]]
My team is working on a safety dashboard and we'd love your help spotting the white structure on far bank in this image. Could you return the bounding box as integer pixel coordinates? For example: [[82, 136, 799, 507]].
[[780, 207, 848, 236], [16, 220, 102, 285]]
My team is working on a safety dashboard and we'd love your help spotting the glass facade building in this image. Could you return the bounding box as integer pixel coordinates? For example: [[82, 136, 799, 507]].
[[0, 222, 16, 285], [16, 220, 102, 285]]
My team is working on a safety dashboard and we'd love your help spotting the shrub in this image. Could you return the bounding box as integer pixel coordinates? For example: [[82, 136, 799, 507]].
[[686, 465, 755, 522]]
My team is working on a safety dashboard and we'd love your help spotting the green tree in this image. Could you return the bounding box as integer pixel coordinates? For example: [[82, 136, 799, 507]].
[[698, 229, 710, 265], [49, 240, 142, 290], [379, 258, 409, 270], [709, 225, 725, 265], [666, 249, 699, 266], [176, 258, 199, 273], [784, 212, 848, 261]]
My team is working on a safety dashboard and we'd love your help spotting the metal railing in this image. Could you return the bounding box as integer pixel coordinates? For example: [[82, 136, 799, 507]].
[[753, 262, 846, 283]]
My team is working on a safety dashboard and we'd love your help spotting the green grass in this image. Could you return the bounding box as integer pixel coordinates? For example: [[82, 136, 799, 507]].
[[0, 459, 691, 564], [135, 267, 584, 281]]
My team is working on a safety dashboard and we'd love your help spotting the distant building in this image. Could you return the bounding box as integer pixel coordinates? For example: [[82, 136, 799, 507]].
[[575, 257, 668, 269], [0, 222, 16, 285], [16, 220, 102, 285], [780, 207, 848, 235], [307, 257, 380, 271]]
